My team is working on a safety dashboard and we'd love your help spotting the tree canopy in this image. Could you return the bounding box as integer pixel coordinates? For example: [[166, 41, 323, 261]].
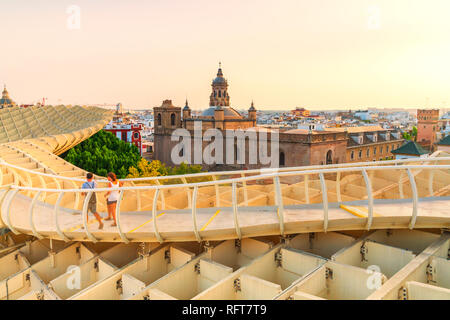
[[402, 126, 418, 141], [127, 159, 205, 181], [63, 130, 205, 180], [63, 130, 141, 178]]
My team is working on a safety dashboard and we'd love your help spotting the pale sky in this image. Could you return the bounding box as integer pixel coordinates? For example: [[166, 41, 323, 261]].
[[1, 0, 450, 110]]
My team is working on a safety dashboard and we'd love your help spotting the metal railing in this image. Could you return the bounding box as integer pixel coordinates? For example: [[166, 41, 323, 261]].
[[1, 155, 449, 184], [1, 163, 449, 244]]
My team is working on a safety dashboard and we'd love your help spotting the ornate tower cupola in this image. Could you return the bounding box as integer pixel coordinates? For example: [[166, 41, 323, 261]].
[[182, 99, 191, 119], [209, 62, 230, 107], [248, 100, 257, 121]]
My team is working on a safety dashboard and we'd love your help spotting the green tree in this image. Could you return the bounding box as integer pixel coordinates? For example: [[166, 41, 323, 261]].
[[412, 126, 418, 141], [63, 130, 141, 178], [127, 159, 207, 183], [402, 126, 418, 141]]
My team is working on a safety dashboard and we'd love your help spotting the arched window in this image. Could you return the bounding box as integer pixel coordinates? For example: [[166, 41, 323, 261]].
[[279, 152, 285, 167], [351, 151, 354, 160], [170, 113, 176, 126], [218, 91, 221, 98], [157, 113, 162, 126], [326, 150, 332, 165]]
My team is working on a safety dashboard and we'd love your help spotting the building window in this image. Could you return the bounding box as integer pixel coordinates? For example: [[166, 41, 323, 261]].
[[358, 150, 362, 159], [351, 151, 354, 160], [380, 146, 383, 154], [280, 152, 285, 167], [170, 113, 176, 126], [133, 132, 139, 139], [374, 147, 376, 155], [157, 113, 162, 126], [326, 150, 332, 165], [366, 149, 370, 157]]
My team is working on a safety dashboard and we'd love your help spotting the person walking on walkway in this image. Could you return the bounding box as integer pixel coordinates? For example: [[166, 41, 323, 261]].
[[104, 172, 122, 227], [81, 173, 104, 230]]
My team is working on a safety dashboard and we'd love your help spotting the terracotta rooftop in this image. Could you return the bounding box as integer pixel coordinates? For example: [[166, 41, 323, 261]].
[[324, 125, 384, 133]]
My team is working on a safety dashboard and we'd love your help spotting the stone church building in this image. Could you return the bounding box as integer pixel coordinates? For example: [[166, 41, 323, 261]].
[[153, 65, 348, 170]]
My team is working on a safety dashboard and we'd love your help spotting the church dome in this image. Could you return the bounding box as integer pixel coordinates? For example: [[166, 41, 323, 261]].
[[0, 86, 16, 108], [201, 106, 242, 119], [212, 65, 227, 85], [183, 99, 190, 111], [213, 75, 227, 85]]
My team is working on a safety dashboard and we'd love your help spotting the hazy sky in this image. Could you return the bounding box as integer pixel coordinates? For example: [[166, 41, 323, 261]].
[[1, 0, 450, 110]]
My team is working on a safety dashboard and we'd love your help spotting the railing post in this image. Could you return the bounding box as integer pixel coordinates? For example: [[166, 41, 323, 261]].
[[116, 190, 129, 243], [336, 172, 342, 203], [82, 191, 98, 243], [273, 176, 285, 236], [0, 160, 4, 185], [71, 180, 81, 210], [241, 173, 248, 206], [191, 186, 201, 242], [428, 169, 434, 197], [0, 185, 11, 209], [155, 180, 165, 210], [232, 182, 242, 239], [54, 191, 70, 242], [152, 189, 163, 243], [212, 175, 221, 207], [304, 175, 310, 204], [398, 171, 404, 199], [5, 189, 20, 234], [407, 168, 419, 229], [29, 191, 43, 239], [130, 181, 141, 211], [361, 169, 374, 230], [319, 173, 328, 232], [181, 177, 192, 209]]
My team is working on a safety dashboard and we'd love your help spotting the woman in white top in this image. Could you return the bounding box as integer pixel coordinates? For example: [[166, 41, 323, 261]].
[[104, 172, 123, 227]]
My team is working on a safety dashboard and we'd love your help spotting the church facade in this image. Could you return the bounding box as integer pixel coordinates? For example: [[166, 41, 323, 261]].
[[153, 65, 347, 170]]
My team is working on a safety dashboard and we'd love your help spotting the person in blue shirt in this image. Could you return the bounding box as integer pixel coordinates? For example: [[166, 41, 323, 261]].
[[81, 172, 104, 230]]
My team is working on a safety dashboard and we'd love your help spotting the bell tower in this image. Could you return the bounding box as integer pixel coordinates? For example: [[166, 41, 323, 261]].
[[209, 63, 230, 107], [153, 100, 182, 135]]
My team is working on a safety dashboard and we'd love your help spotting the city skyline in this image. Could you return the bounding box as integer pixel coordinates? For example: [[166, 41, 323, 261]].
[[2, 0, 450, 110]]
